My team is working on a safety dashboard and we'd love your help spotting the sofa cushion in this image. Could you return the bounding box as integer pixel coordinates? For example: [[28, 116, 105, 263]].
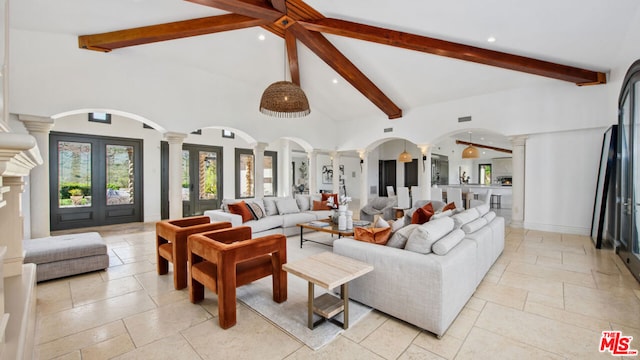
[[431, 209, 453, 220], [228, 201, 253, 223], [451, 208, 480, 229], [312, 200, 332, 210], [442, 202, 456, 212], [295, 194, 311, 211], [474, 203, 490, 217], [281, 212, 316, 227], [405, 217, 455, 254], [354, 227, 392, 245], [246, 215, 284, 233], [276, 198, 300, 215], [432, 229, 466, 255], [411, 203, 434, 224], [263, 197, 279, 216], [483, 211, 497, 223], [321, 193, 339, 207], [386, 224, 419, 248], [461, 217, 488, 234]]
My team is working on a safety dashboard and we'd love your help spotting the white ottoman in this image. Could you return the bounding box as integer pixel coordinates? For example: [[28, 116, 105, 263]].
[[23, 232, 109, 282]]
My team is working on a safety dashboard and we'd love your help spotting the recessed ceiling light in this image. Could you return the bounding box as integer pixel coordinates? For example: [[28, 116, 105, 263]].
[[487, 36, 496, 43], [258, 34, 266, 41], [332, 78, 338, 84]]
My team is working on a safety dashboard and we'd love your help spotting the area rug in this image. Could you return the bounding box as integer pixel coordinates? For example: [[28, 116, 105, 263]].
[[237, 275, 372, 350]]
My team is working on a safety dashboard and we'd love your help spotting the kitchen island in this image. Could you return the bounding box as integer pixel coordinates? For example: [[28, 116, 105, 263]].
[[439, 184, 512, 209]]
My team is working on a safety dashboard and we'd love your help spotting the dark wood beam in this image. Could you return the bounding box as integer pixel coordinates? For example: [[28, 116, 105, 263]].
[[455, 140, 512, 154], [285, 31, 300, 86], [300, 18, 607, 86], [288, 23, 402, 119], [78, 14, 270, 52], [186, 0, 282, 21]]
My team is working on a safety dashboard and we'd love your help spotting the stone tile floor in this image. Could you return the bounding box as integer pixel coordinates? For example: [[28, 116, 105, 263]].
[[34, 221, 640, 359]]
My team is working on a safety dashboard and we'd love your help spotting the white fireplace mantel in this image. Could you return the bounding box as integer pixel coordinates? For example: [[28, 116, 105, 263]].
[[0, 132, 42, 209]]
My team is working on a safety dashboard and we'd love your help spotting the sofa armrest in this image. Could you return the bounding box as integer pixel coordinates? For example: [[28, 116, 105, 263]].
[[204, 210, 242, 227]]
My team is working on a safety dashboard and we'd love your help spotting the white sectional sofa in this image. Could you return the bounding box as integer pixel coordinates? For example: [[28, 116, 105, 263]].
[[333, 203, 504, 337], [205, 195, 333, 237]]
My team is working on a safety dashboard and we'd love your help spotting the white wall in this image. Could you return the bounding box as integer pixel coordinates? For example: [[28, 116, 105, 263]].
[[524, 127, 608, 235]]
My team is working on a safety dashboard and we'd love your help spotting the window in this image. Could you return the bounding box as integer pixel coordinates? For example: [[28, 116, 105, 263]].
[[479, 164, 492, 185], [222, 130, 235, 139], [236, 148, 254, 198], [235, 148, 278, 198], [264, 151, 278, 197], [88, 112, 111, 124]]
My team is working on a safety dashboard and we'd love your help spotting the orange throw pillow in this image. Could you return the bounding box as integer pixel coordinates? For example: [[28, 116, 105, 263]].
[[312, 200, 332, 211], [411, 202, 434, 224], [442, 202, 456, 212], [354, 227, 393, 245], [227, 201, 253, 223], [321, 193, 339, 207]]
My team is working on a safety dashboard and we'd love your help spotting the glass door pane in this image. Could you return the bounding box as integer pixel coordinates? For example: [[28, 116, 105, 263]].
[[106, 145, 134, 205], [633, 82, 640, 257], [182, 150, 190, 201], [239, 153, 255, 198], [57, 141, 92, 208], [620, 94, 631, 250], [199, 151, 217, 200]]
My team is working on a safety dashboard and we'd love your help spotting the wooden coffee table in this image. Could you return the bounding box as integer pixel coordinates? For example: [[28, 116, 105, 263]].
[[282, 252, 373, 330], [297, 219, 354, 248]]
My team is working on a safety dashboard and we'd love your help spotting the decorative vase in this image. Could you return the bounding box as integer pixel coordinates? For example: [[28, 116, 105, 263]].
[[338, 210, 347, 230], [338, 204, 347, 212], [346, 210, 353, 230]]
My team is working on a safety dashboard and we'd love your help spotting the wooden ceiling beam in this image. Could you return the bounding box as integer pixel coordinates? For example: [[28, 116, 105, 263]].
[[285, 31, 301, 86], [300, 18, 607, 86], [455, 140, 512, 154], [78, 14, 270, 52], [288, 22, 402, 119], [186, 0, 282, 21]]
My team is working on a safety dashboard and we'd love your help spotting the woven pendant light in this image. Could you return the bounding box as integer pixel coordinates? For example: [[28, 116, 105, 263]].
[[259, 81, 310, 118], [398, 140, 412, 162], [462, 132, 480, 159]]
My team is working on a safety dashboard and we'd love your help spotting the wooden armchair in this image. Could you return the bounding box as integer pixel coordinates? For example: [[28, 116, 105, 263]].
[[187, 226, 287, 329], [156, 216, 231, 290]]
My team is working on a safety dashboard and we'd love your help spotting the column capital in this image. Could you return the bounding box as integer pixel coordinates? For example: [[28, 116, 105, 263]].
[[251, 142, 268, 152], [19, 114, 55, 133], [509, 135, 528, 146], [164, 132, 188, 144]]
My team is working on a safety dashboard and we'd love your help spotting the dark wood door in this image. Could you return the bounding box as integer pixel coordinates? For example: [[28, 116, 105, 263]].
[[50, 132, 143, 230]]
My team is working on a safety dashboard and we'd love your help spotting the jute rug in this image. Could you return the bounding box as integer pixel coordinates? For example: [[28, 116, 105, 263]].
[[237, 274, 372, 350]]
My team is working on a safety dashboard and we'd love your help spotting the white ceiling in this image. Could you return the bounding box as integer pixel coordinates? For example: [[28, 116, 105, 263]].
[[11, 0, 640, 125]]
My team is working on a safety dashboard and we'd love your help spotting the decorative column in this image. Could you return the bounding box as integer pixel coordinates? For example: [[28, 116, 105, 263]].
[[20, 115, 55, 239], [331, 151, 341, 195], [417, 144, 432, 202], [307, 150, 318, 195], [510, 135, 527, 228], [279, 139, 291, 197], [165, 132, 187, 219], [252, 142, 267, 199], [358, 150, 368, 211]]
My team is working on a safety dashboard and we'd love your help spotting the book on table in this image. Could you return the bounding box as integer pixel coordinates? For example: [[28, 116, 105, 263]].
[[309, 220, 330, 227]]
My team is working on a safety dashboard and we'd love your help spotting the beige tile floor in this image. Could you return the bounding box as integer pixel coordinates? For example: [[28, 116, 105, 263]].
[[34, 222, 640, 359]]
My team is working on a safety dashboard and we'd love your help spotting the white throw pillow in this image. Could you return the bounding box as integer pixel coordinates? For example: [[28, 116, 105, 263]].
[[451, 208, 480, 229], [386, 224, 419, 248], [263, 198, 278, 216], [432, 229, 466, 255], [375, 216, 390, 228], [431, 209, 453, 220], [276, 198, 300, 215], [390, 217, 405, 232], [295, 194, 311, 211], [405, 217, 455, 254]]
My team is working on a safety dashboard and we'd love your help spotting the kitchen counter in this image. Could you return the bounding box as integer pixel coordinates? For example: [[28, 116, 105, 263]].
[[438, 184, 512, 209]]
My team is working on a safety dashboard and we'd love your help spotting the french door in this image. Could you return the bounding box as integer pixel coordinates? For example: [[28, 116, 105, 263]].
[[617, 60, 640, 283], [50, 132, 143, 230], [181, 144, 222, 216]]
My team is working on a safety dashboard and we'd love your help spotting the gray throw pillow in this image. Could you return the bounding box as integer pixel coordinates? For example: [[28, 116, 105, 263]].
[[263, 198, 278, 216], [386, 224, 419, 248], [276, 198, 300, 215], [295, 194, 311, 211]]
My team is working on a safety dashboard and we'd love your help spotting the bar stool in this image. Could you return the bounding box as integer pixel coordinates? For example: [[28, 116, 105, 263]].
[[490, 194, 502, 209]]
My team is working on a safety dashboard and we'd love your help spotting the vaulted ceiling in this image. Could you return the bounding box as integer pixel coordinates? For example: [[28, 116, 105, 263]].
[[11, 0, 640, 122]]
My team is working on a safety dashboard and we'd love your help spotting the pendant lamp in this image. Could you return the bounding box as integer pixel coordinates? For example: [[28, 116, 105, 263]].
[[462, 132, 480, 159], [398, 140, 412, 162]]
